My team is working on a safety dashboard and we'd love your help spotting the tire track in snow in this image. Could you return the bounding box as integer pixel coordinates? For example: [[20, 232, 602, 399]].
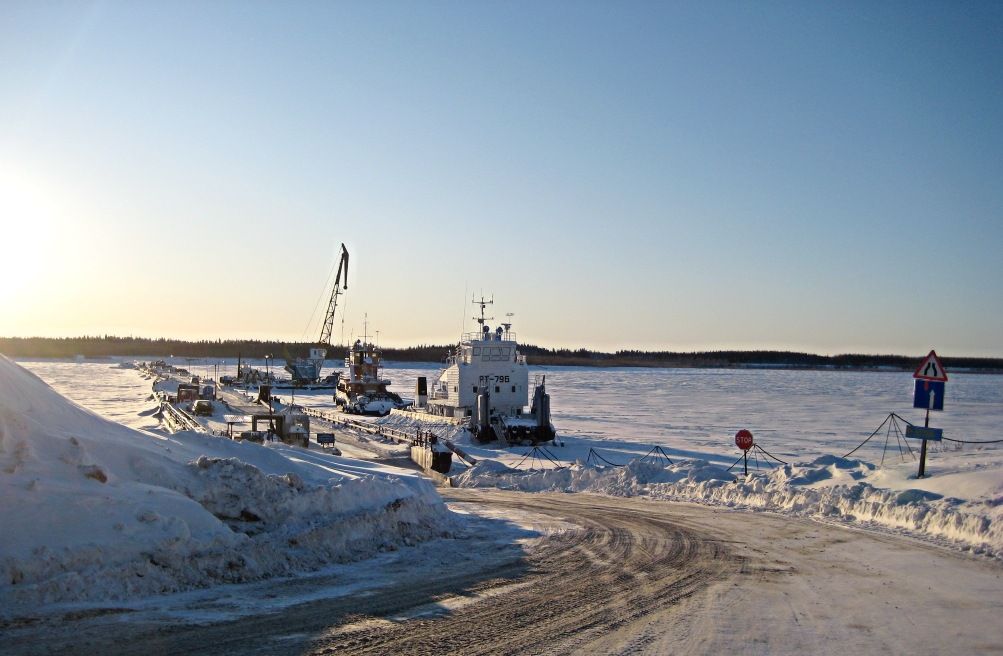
[[305, 489, 738, 655]]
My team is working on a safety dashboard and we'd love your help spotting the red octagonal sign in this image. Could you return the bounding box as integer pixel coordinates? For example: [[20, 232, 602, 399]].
[[735, 429, 754, 451]]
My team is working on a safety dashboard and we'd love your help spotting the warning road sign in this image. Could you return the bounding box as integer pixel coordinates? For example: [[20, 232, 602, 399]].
[[913, 350, 948, 382]]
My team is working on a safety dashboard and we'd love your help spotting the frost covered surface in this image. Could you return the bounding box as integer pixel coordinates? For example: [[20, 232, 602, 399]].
[[454, 454, 1003, 557], [0, 357, 451, 612], [13, 357, 1003, 594], [377, 410, 471, 442]]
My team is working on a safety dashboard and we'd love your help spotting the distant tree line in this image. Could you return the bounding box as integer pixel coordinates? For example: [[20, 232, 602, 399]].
[[1, 336, 1001, 372]]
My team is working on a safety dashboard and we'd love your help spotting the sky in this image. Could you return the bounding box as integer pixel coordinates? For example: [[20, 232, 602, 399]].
[[1, 1, 1001, 356]]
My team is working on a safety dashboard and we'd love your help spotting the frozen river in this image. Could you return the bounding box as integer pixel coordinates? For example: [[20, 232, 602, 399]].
[[18, 357, 1003, 467]]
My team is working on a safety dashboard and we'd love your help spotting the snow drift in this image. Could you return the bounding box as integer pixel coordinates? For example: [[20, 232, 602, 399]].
[[454, 455, 1003, 557], [0, 356, 452, 611]]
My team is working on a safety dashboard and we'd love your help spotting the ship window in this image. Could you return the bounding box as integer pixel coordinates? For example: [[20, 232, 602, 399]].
[[495, 386, 500, 393], [473, 386, 478, 393], [453, 386, 457, 392], [473, 347, 481, 355], [501, 348, 510, 357], [511, 385, 516, 393]]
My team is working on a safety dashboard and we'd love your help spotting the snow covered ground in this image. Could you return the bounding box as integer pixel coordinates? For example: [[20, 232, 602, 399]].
[[6, 356, 1003, 654], [0, 357, 452, 616], [286, 361, 1003, 557], [13, 358, 1003, 592]]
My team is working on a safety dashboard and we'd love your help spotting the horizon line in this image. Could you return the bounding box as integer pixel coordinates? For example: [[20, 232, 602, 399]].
[[1, 334, 1000, 361]]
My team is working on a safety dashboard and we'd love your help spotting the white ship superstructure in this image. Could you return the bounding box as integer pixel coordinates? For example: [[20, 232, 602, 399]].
[[415, 297, 555, 444]]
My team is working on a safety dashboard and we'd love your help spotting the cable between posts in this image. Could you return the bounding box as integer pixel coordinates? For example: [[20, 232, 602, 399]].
[[754, 443, 788, 465], [941, 436, 1003, 444], [639, 445, 675, 465], [843, 413, 894, 458], [725, 452, 746, 472], [587, 448, 624, 467], [539, 446, 564, 463], [887, 411, 1003, 443]]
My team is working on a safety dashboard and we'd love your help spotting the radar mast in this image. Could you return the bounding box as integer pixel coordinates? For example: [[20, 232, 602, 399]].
[[472, 295, 494, 327]]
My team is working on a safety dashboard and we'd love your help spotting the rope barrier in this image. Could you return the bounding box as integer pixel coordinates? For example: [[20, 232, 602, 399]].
[[586, 448, 624, 467], [754, 443, 788, 465], [277, 403, 1001, 479], [941, 436, 1003, 444], [513, 449, 533, 470], [843, 413, 893, 458], [539, 445, 563, 463], [725, 452, 746, 472], [639, 445, 675, 465], [514, 445, 565, 470]]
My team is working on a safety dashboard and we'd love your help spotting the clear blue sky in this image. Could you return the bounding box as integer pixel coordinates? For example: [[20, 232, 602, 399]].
[[2, 1, 1001, 356]]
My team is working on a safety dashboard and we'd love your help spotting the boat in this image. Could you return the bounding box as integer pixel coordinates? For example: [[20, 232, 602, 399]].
[[283, 347, 331, 386], [411, 297, 556, 445], [334, 334, 405, 416]]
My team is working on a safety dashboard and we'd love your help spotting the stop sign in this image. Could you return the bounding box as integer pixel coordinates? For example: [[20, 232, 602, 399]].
[[735, 429, 754, 450]]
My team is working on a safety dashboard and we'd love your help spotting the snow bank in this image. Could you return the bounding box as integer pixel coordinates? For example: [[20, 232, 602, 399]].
[[0, 357, 452, 612], [378, 411, 471, 443], [454, 455, 1003, 557]]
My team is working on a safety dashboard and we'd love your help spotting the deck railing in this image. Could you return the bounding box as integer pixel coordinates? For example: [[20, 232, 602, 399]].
[[461, 330, 516, 343]]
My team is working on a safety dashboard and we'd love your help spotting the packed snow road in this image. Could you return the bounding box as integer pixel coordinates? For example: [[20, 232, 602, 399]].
[[7, 490, 1001, 655]]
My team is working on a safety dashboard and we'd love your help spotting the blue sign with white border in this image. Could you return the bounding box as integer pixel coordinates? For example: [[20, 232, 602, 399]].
[[913, 379, 945, 411]]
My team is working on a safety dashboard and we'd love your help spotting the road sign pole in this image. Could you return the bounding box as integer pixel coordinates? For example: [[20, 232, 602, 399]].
[[918, 391, 933, 478]]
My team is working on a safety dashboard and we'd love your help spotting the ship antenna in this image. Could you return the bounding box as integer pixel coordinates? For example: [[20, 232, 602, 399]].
[[502, 312, 514, 332], [459, 282, 468, 337], [472, 294, 494, 326]]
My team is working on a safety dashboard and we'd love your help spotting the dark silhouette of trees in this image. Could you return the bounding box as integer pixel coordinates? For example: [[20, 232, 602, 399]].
[[1, 336, 1000, 372]]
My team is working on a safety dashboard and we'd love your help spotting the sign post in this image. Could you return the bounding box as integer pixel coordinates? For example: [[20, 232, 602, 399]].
[[735, 429, 754, 475], [911, 350, 948, 478]]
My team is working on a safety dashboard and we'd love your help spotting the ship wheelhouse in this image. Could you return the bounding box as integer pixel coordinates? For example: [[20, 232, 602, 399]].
[[335, 338, 403, 415], [427, 323, 529, 423], [414, 296, 555, 444]]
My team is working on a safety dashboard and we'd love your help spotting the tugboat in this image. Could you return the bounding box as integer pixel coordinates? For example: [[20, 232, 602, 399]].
[[412, 297, 556, 445], [334, 330, 404, 416]]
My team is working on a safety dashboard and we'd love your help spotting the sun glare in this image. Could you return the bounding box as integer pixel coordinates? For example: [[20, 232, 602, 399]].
[[0, 167, 61, 309]]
